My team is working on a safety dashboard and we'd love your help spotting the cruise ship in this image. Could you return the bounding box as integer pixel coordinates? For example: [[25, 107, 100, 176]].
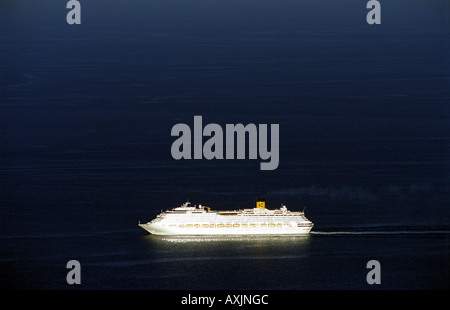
[[138, 199, 313, 235]]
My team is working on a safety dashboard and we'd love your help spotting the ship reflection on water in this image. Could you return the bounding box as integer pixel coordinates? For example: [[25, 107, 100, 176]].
[[157, 235, 312, 244], [142, 235, 311, 261]]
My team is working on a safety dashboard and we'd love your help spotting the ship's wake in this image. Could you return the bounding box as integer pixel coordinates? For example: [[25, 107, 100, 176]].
[[311, 230, 450, 236]]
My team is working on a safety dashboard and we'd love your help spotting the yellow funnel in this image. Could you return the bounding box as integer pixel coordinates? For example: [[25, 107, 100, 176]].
[[256, 198, 265, 209]]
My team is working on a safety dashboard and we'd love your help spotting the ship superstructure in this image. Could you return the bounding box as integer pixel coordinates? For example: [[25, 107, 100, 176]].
[[138, 199, 313, 235]]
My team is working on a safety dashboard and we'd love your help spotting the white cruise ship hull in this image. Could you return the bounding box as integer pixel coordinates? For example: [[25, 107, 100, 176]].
[[139, 222, 313, 236], [139, 200, 314, 236]]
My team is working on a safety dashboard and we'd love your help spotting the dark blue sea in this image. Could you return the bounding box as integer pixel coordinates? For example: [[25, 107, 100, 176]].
[[1, 0, 449, 291]]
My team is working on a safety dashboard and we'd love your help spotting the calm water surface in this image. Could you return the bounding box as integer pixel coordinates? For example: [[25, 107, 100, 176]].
[[1, 0, 449, 289]]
